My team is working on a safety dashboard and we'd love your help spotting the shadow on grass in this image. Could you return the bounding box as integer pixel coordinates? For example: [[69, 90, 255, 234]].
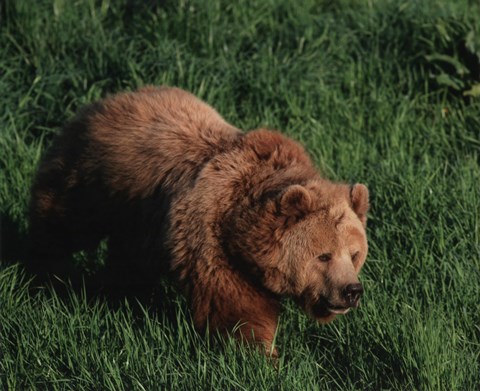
[[0, 211, 183, 325], [298, 320, 411, 389]]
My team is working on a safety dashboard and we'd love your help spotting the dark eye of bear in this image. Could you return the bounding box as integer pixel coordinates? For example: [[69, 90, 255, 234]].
[[352, 251, 360, 262], [318, 253, 332, 262]]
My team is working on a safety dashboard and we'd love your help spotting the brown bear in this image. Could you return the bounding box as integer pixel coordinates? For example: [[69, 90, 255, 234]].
[[28, 86, 369, 355]]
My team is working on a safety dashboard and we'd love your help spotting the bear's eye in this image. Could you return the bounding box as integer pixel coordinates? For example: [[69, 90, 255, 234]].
[[351, 251, 360, 262], [318, 253, 332, 263]]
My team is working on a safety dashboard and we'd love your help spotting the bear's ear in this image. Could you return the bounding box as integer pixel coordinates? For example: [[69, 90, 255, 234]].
[[350, 183, 369, 226], [278, 185, 312, 218]]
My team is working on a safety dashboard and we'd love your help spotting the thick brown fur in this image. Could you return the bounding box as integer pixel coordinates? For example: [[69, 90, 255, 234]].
[[28, 86, 370, 355]]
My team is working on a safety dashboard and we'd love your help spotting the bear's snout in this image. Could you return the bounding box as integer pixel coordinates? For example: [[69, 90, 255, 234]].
[[342, 283, 363, 307]]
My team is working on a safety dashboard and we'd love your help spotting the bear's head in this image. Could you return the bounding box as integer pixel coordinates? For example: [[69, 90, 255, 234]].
[[225, 180, 369, 323]]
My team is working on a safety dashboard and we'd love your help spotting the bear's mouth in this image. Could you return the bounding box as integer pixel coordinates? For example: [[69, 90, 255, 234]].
[[311, 298, 351, 318], [327, 306, 351, 315]]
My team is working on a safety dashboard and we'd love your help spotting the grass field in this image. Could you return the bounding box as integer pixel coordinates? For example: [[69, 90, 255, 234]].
[[1, 0, 480, 389]]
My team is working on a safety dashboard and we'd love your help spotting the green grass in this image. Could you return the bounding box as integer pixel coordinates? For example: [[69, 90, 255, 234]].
[[1, 0, 480, 389]]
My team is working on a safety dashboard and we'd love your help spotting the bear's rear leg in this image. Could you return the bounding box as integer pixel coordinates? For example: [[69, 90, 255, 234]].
[[27, 186, 105, 287], [27, 217, 80, 285]]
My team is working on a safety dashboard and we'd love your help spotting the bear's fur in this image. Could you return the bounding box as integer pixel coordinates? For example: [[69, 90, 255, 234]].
[[28, 86, 369, 355]]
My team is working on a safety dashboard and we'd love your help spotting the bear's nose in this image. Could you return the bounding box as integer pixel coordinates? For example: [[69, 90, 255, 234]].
[[343, 283, 364, 307]]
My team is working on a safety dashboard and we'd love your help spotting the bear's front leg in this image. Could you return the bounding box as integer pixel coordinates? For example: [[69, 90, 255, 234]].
[[189, 268, 281, 356]]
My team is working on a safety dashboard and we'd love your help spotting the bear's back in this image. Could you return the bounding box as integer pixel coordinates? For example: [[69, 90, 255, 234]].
[[71, 87, 242, 198]]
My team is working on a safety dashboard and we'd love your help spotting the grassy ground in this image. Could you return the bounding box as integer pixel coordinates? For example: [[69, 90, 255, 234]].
[[1, 0, 480, 389]]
